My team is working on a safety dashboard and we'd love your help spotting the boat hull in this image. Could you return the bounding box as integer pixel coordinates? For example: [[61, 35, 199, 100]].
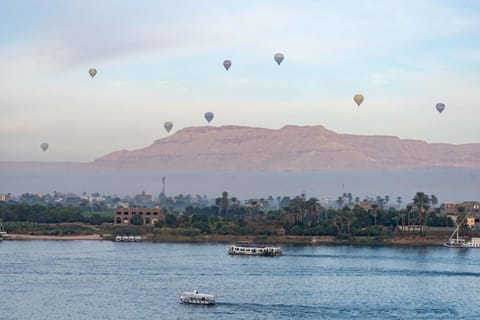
[[180, 297, 215, 305]]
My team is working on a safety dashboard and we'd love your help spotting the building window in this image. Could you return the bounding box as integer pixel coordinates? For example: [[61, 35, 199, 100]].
[[124, 212, 129, 215], [116, 217, 121, 224], [146, 212, 151, 216], [153, 212, 158, 216], [116, 211, 121, 215]]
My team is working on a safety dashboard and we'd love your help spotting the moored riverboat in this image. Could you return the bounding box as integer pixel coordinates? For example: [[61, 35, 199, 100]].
[[443, 238, 466, 248], [228, 242, 282, 256], [463, 237, 480, 248], [115, 235, 142, 242], [0, 223, 7, 240], [179, 290, 215, 305]]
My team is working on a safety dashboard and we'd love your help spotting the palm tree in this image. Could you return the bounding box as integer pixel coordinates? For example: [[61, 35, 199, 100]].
[[221, 192, 229, 211], [406, 204, 413, 226], [430, 194, 438, 209], [369, 204, 378, 226], [305, 197, 320, 224], [287, 196, 306, 224], [336, 197, 344, 209], [347, 193, 353, 205], [396, 196, 402, 210], [230, 197, 239, 211], [413, 192, 430, 233]]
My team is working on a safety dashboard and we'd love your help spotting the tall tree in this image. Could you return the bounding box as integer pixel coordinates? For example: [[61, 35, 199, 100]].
[[396, 196, 402, 210], [369, 204, 378, 226], [413, 192, 430, 233], [430, 195, 438, 209]]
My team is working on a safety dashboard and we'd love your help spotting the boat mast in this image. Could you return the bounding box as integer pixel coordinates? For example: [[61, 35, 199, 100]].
[[449, 213, 468, 241]]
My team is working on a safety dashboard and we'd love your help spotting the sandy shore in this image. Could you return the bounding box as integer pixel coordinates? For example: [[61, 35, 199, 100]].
[[6, 234, 103, 240]]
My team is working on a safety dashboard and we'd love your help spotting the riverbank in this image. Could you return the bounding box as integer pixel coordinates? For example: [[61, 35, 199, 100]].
[[3, 233, 447, 246], [6, 234, 103, 240]]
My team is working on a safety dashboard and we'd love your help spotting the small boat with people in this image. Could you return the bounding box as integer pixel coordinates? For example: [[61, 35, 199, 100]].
[[228, 242, 282, 256], [115, 235, 142, 242], [179, 290, 216, 305]]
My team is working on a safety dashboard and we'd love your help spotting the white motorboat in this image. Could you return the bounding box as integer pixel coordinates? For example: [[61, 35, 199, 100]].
[[180, 290, 215, 305], [228, 242, 282, 256]]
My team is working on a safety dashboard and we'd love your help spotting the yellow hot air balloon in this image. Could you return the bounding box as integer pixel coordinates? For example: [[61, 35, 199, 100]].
[[354, 94, 364, 106], [89, 68, 97, 78]]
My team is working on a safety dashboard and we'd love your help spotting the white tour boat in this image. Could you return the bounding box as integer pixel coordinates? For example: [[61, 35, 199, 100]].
[[228, 242, 282, 256], [179, 290, 216, 305]]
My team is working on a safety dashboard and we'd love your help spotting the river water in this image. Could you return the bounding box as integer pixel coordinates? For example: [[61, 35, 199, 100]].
[[1, 241, 479, 319]]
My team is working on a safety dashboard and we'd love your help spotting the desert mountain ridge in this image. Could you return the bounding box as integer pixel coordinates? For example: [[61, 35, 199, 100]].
[[93, 125, 480, 170]]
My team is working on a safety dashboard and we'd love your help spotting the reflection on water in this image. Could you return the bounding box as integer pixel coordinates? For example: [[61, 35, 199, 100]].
[[1, 241, 479, 320]]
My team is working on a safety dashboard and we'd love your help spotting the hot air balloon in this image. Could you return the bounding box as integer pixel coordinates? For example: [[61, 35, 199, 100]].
[[223, 60, 232, 71], [274, 53, 284, 66], [164, 121, 173, 133], [354, 94, 364, 106], [41, 142, 49, 152], [436, 102, 445, 114], [89, 68, 97, 78], [204, 112, 214, 123]]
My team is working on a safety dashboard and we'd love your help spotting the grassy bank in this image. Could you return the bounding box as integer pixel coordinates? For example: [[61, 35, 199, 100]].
[[3, 223, 452, 246]]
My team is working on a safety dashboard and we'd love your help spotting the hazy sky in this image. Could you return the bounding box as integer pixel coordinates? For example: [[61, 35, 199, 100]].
[[1, 0, 479, 162]]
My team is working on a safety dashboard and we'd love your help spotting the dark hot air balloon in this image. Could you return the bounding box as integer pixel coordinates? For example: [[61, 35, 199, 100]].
[[274, 53, 284, 65], [164, 121, 173, 133], [223, 60, 232, 71], [436, 102, 445, 114], [204, 112, 214, 123], [89, 68, 97, 78]]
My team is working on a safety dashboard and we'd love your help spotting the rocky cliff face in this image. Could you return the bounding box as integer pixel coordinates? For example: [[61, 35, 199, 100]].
[[93, 125, 480, 170]]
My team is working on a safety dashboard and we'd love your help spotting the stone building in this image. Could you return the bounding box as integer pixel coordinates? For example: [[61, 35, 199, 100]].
[[441, 201, 480, 215], [114, 207, 164, 226]]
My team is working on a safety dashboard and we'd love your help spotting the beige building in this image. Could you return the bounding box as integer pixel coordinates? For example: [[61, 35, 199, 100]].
[[441, 201, 480, 215], [114, 207, 164, 226], [466, 215, 480, 230]]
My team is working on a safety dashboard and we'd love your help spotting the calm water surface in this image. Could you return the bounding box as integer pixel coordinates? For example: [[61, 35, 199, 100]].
[[1, 241, 479, 319]]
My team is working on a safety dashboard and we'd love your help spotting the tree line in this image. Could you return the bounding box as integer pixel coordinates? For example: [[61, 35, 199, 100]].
[[0, 192, 454, 238], [0, 204, 112, 225]]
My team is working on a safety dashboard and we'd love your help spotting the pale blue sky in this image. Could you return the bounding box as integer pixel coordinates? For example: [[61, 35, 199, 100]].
[[1, 0, 479, 161]]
